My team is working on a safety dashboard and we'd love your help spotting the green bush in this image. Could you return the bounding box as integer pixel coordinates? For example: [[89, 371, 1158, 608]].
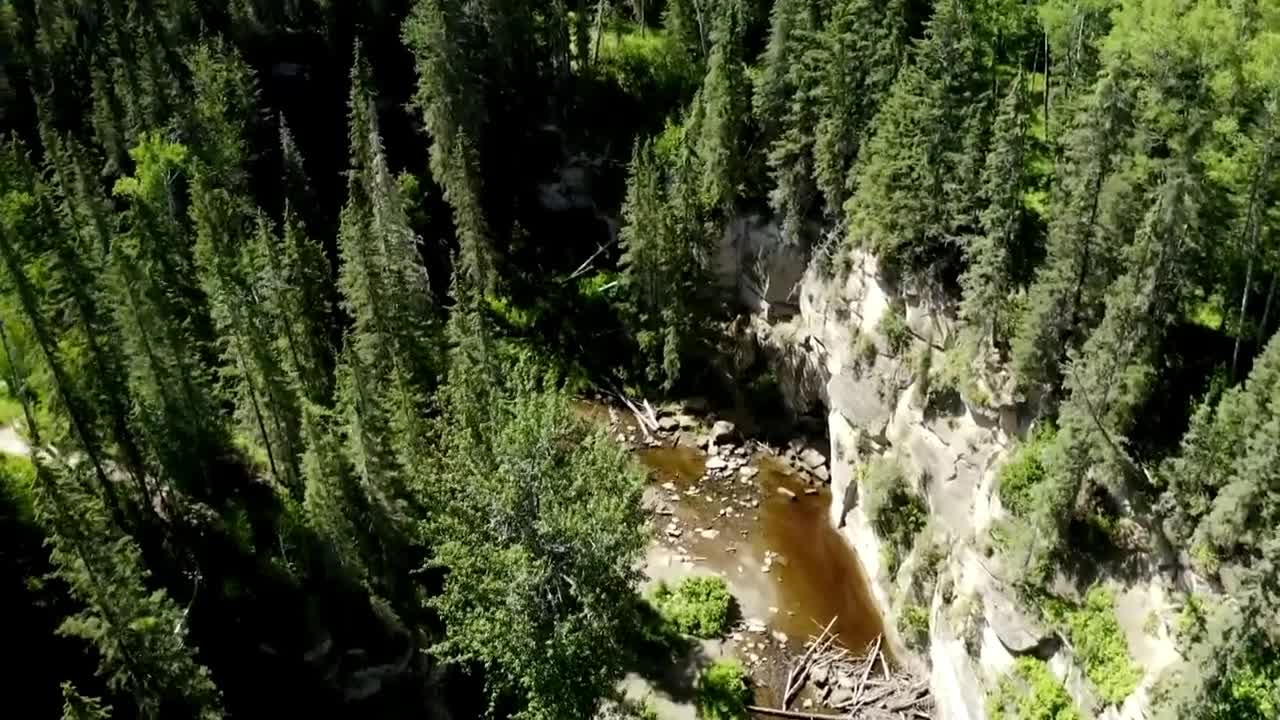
[[696, 659, 750, 720], [853, 332, 878, 368], [988, 657, 1083, 720], [1061, 587, 1141, 705], [898, 604, 930, 651], [862, 458, 926, 576], [878, 302, 911, 355], [997, 427, 1055, 517], [649, 576, 734, 638]]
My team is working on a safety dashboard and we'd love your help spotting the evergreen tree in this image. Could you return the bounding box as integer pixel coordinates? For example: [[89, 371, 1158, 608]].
[[696, 2, 750, 213], [1026, 162, 1202, 574], [755, 0, 821, 242], [1154, 332, 1280, 720], [330, 49, 439, 604], [845, 0, 991, 273], [36, 458, 224, 720], [961, 75, 1032, 342], [427, 297, 648, 720], [110, 134, 230, 499], [811, 0, 905, 218], [403, 0, 498, 288], [1011, 69, 1135, 387], [619, 136, 713, 389]]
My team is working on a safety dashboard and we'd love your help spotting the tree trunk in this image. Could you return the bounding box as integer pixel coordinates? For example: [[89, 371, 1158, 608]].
[[1231, 125, 1273, 379]]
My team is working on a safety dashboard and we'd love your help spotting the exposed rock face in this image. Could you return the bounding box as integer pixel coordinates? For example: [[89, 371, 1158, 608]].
[[730, 222, 1179, 720]]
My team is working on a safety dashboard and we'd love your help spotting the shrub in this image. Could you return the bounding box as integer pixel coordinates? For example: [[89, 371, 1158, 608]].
[[988, 657, 1083, 720], [862, 458, 926, 576], [649, 576, 734, 638], [997, 426, 1055, 517], [898, 604, 930, 651], [877, 302, 911, 355], [852, 331, 878, 369], [696, 659, 750, 720], [1061, 587, 1141, 705]]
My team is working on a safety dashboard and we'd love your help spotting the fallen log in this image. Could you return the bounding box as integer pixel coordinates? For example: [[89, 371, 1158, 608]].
[[746, 705, 848, 719]]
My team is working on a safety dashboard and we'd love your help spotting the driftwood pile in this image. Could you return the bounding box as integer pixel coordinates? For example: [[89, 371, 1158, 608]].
[[747, 618, 934, 720]]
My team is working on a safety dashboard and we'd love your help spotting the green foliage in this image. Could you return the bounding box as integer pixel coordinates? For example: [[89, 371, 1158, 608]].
[[988, 658, 1083, 720], [695, 659, 750, 720], [594, 23, 699, 109], [427, 332, 648, 720], [877, 302, 911, 356], [59, 683, 111, 720], [997, 426, 1055, 517], [1054, 586, 1141, 705], [897, 603, 930, 651], [845, 0, 990, 273], [862, 457, 926, 576], [648, 575, 735, 638]]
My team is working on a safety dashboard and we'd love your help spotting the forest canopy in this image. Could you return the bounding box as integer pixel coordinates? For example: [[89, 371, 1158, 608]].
[[1, 0, 1279, 718]]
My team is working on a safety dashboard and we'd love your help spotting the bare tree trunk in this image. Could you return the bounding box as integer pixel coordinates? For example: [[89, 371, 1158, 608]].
[[1260, 272, 1278, 346], [1231, 125, 1274, 379]]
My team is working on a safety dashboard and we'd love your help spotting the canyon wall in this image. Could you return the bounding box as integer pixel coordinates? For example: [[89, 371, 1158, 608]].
[[720, 218, 1181, 720]]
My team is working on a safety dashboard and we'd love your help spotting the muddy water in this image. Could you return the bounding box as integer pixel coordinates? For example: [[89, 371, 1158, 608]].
[[638, 446, 885, 656]]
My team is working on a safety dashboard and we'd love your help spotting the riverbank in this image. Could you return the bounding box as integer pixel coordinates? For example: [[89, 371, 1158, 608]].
[[577, 398, 892, 717]]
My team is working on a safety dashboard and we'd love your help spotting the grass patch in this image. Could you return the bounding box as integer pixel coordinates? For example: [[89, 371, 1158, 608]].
[[997, 426, 1055, 517], [862, 457, 926, 577], [988, 657, 1083, 720], [648, 575, 735, 639], [696, 659, 750, 720], [1052, 586, 1141, 705]]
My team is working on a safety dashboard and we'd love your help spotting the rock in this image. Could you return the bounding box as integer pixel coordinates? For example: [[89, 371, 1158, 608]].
[[776, 487, 797, 501], [803, 487, 819, 496], [699, 529, 720, 540], [810, 663, 829, 687], [799, 447, 827, 469], [836, 673, 855, 690], [675, 413, 698, 429], [740, 466, 759, 479], [985, 588, 1059, 657], [708, 420, 737, 447], [829, 687, 855, 707], [661, 481, 676, 491], [706, 456, 728, 470], [685, 397, 708, 412], [657, 416, 679, 431], [746, 618, 767, 633], [812, 465, 830, 482], [771, 630, 788, 644], [828, 371, 893, 438]]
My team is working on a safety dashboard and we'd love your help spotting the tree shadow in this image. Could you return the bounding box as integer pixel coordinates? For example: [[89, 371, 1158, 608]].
[[623, 596, 719, 704]]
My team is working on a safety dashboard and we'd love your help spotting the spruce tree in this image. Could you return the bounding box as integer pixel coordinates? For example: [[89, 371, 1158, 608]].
[[961, 75, 1032, 342], [811, 0, 905, 218], [1026, 162, 1202, 574], [1011, 68, 1135, 388], [403, 0, 498, 288], [696, 2, 750, 213], [845, 0, 991, 273]]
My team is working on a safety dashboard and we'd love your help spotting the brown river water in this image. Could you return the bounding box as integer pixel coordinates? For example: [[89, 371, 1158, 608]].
[[636, 444, 885, 656]]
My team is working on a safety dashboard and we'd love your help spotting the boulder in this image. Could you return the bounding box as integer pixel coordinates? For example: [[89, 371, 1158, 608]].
[[810, 663, 829, 687], [657, 416, 679, 431], [675, 413, 698, 429], [829, 687, 855, 707], [799, 447, 827, 469], [706, 456, 728, 471], [984, 588, 1059, 657], [709, 420, 738, 446]]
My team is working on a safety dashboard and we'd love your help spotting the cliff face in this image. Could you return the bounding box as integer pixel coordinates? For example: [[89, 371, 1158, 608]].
[[721, 219, 1181, 720]]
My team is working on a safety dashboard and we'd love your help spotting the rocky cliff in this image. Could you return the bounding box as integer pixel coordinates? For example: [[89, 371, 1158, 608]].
[[721, 218, 1182, 720]]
